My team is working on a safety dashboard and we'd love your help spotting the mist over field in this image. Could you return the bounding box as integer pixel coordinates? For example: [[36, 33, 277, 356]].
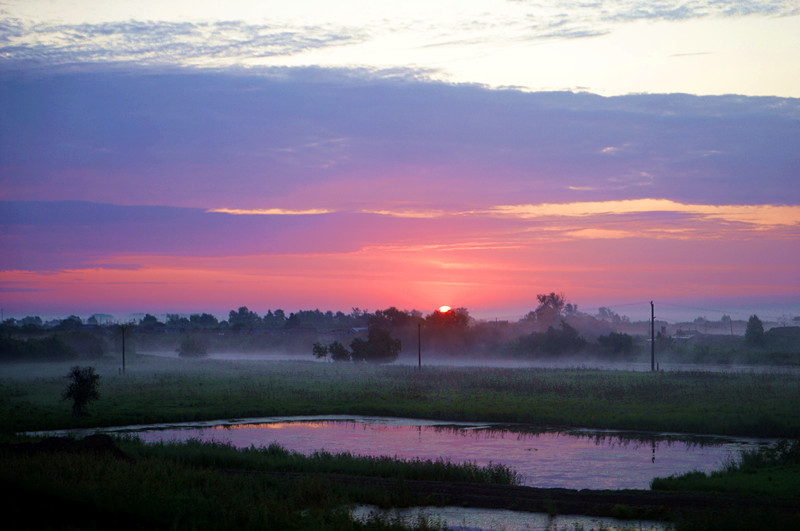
[[3, 294, 798, 373], [2, 2, 800, 529]]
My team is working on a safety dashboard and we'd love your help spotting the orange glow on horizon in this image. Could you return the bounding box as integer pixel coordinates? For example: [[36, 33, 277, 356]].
[[1, 217, 797, 318]]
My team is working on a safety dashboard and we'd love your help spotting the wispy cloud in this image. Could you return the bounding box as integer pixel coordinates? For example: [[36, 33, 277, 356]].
[[488, 199, 800, 228], [0, 19, 365, 67], [208, 208, 333, 216], [360, 209, 449, 219], [2, 1, 797, 96], [595, 0, 798, 22]]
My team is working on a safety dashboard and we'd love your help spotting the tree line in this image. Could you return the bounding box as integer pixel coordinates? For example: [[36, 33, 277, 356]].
[[2, 295, 795, 364]]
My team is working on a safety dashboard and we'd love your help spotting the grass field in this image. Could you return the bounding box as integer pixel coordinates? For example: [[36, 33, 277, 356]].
[[2, 355, 799, 530], [2, 355, 799, 438]]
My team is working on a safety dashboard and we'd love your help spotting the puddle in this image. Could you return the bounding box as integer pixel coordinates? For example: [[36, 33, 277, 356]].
[[352, 505, 671, 531]]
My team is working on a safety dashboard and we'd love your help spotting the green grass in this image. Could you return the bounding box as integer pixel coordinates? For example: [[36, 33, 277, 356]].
[[652, 439, 800, 531], [120, 437, 520, 485], [3, 356, 799, 530], [652, 439, 800, 498], [0, 446, 447, 530], [2, 356, 799, 438]]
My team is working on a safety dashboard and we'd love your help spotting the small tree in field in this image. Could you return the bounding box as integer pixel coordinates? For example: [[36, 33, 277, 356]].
[[63, 366, 100, 418], [745, 315, 765, 346], [312, 342, 328, 360], [350, 325, 401, 363], [328, 341, 351, 362], [312, 341, 351, 362]]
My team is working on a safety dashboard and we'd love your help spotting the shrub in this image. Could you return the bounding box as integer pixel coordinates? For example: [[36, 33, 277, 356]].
[[62, 366, 100, 417]]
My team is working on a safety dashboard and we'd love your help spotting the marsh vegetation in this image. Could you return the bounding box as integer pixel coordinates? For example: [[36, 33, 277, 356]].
[[2, 345, 799, 529], [3, 357, 799, 438]]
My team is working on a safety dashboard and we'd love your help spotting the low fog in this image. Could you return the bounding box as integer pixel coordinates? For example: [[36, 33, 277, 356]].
[[3, 293, 799, 377]]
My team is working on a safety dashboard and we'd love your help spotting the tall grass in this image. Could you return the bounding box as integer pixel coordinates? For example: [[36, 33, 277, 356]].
[[652, 439, 800, 498], [122, 437, 521, 485], [2, 357, 798, 438], [1, 448, 447, 530]]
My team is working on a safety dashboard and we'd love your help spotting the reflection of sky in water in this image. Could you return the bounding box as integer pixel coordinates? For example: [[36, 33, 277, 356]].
[[352, 505, 669, 531], [130, 418, 761, 490]]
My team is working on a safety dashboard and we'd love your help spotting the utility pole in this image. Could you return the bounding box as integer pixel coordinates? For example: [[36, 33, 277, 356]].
[[650, 301, 655, 372], [417, 322, 421, 370], [120, 324, 129, 375]]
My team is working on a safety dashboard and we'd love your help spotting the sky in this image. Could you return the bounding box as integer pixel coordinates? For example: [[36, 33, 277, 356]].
[[1, 1, 799, 322]]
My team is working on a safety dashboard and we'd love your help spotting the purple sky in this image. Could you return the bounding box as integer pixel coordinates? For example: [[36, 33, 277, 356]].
[[1, 0, 799, 323]]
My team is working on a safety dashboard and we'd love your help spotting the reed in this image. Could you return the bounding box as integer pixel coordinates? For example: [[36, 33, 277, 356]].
[[0, 447, 447, 530], [121, 437, 521, 485], [652, 439, 800, 498]]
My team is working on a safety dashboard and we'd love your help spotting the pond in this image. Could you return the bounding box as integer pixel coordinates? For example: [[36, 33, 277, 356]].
[[39, 415, 769, 490], [351, 505, 670, 531]]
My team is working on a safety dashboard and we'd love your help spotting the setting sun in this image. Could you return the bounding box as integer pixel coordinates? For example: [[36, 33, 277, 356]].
[[438, 305, 452, 313]]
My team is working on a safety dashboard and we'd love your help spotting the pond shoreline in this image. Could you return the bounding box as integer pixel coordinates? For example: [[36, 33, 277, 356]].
[[252, 469, 800, 520], [25, 415, 766, 490]]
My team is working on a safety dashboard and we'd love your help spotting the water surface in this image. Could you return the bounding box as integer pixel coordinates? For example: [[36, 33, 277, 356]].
[[352, 505, 671, 531], [48, 415, 767, 490]]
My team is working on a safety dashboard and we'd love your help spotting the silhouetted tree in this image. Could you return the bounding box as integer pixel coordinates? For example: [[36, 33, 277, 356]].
[[350, 325, 401, 363], [63, 366, 100, 418], [542, 321, 585, 354], [312, 342, 328, 360], [425, 307, 471, 329], [263, 309, 286, 328], [534, 292, 567, 328], [190, 313, 218, 328], [514, 321, 586, 357], [285, 312, 302, 328], [166, 314, 190, 328], [745, 315, 765, 346], [228, 306, 260, 330], [56, 315, 83, 331], [328, 341, 351, 362], [371, 307, 413, 328], [597, 332, 635, 357], [140, 314, 160, 327], [20, 315, 44, 327]]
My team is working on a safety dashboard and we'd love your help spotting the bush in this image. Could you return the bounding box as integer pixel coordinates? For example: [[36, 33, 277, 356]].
[[62, 366, 100, 417]]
